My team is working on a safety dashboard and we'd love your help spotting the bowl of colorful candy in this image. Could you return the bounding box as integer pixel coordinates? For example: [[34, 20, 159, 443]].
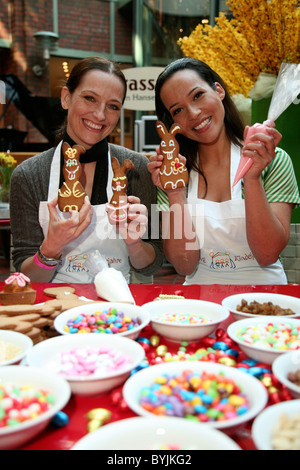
[[222, 292, 300, 322], [25, 333, 145, 395], [252, 399, 300, 450], [227, 316, 300, 365], [123, 361, 268, 435], [142, 299, 230, 343], [71, 416, 241, 450], [0, 330, 33, 366], [54, 302, 150, 340], [0, 365, 71, 450], [272, 351, 300, 399]]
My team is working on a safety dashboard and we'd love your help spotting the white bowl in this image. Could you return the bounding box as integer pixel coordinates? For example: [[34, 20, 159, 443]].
[[227, 316, 300, 365], [71, 416, 241, 450], [25, 333, 145, 395], [54, 302, 150, 340], [0, 330, 33, 366], [123, 361, 268, 435], [222, 292, 300, 321], [272, 351, 300, 398], [0, 366, 71, 450], [252, 399, 300, 450], [143, 299, 229, 342]]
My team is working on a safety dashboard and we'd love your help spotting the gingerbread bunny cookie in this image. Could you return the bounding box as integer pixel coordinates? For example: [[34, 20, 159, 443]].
[[156, 121, 189, 190], [58, 142, 86, 212], [106, 157, 135, 225]]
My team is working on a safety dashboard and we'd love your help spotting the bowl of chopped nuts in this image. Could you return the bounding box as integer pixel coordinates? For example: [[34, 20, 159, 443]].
[[252, 399, 300, 450], [222, 293, 300, 322]]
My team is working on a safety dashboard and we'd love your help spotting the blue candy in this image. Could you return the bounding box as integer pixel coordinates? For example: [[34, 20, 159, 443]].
[[212, 341, 229, 351], [51, 411, 69, 427]]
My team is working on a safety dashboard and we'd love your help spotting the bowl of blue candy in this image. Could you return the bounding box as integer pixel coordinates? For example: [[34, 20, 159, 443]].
[[123, 361, 268, 435]]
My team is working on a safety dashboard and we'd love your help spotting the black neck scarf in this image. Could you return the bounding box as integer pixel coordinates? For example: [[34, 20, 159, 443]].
[[60, 132, 109, 205]]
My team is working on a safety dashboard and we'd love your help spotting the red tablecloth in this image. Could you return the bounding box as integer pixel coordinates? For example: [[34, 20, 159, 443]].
[[4, 282, 299, 450]]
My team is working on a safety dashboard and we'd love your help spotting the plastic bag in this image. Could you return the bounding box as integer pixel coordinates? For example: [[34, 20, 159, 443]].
[[84, 250, 135, 304], [233, 63, 300, 187], [248, 72, 277, 101]]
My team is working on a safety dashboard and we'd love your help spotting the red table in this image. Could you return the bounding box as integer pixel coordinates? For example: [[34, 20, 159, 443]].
[[5, 282, 299, 450]]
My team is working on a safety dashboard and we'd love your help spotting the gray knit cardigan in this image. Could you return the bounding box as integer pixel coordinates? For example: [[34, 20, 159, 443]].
[[10, 143, 163, 278]]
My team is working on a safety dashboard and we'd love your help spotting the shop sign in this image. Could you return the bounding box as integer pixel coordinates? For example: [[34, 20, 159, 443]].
[[123, 67, 164, 111]]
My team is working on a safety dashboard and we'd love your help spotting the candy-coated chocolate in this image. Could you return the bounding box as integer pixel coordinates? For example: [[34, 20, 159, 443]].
[[51, 411, 69, 427], [150, 335, 160, 347], [156, 345, 168, 357], [86, 408, 111, 422]]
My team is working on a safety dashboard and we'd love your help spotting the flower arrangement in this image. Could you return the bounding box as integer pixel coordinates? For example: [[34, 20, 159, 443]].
[[0, 151, 17, 202], [178, 0, 300, 97]]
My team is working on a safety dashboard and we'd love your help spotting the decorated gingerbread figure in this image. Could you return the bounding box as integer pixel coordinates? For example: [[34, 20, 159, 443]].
[[106, 157, 135, 225], [58, 142, 86, 212], [156, 120, 189, 190]]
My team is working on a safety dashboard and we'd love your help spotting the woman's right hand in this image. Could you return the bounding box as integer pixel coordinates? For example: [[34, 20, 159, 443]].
[[147, 152, 164, 189], [41, 195, 93, 258]]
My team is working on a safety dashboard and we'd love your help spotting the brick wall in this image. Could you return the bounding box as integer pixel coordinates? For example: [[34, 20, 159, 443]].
[[0, 0, 132, 145]]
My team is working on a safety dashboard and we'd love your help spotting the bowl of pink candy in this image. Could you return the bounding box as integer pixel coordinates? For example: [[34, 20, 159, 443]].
[[227, 316, 300, 365], [53, 302, 150, 340], [25, 333, 145, 395], [142, 299, 230, 343], [0, 365, 71, 450]]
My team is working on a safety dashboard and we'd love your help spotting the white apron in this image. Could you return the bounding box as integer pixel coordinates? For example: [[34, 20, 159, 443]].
[[185, 143, 287, 285], [38, 141, 131, 283]]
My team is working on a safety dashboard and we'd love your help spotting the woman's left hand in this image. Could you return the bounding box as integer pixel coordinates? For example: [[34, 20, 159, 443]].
[[242, 121, 282, 180], [118, 196, 148, 245]]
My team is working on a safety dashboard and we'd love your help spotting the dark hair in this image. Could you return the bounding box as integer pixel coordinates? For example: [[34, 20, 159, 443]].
[[56, 56, 127, 142], [155, 58, 245, 182], [66, 56, 127, 102]]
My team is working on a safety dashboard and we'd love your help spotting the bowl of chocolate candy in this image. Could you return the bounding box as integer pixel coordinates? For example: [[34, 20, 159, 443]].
[[222, 292, 300, 322], [272, 350, 300, 399]]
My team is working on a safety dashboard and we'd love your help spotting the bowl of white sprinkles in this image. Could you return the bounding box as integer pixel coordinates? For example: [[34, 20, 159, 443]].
[[143, 299, 229, 342], [227, 316, 300, 365]]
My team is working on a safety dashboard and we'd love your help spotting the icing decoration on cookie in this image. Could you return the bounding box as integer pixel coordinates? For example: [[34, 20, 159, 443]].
[[156, 121, 189, 190], [106, 157, 135, 225], [58, 142, 86, 212], [5, 272, 31, 288]]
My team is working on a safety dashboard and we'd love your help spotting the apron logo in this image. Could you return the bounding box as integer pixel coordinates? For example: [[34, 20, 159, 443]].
[[209, 251, 236, 270], [66, 254, 89, 273]]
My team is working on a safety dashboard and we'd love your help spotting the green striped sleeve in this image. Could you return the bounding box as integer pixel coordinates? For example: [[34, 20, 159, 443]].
[[261, 147, 300, 206], [157, 187, 170, 212]]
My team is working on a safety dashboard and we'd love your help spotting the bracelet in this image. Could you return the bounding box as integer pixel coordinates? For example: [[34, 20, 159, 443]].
[[33, 252, 57, 270]]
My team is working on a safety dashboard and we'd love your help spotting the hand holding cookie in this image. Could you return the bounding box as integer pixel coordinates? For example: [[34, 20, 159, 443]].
[[44, 195, 93, 257], [117, 195, 148, 244]]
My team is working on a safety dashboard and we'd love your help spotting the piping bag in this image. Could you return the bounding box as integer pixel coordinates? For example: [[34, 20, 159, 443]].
[[84, 250, 135, 304], [233, 63, 300, 187]]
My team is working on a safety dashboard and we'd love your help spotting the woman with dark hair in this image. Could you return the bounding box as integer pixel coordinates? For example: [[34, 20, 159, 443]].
[[10, 56, 163, 283], [148, 58, 300, 284]]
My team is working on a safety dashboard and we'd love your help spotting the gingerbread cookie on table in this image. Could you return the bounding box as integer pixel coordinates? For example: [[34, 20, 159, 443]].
[[58, 142, 86, 212], [106, 157, 135, 225], [156, 121, 189, 190]]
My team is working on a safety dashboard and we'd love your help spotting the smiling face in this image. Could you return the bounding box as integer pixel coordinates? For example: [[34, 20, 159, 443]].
[[61, 69, 125, 149], [160, 69, 226, 146]]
